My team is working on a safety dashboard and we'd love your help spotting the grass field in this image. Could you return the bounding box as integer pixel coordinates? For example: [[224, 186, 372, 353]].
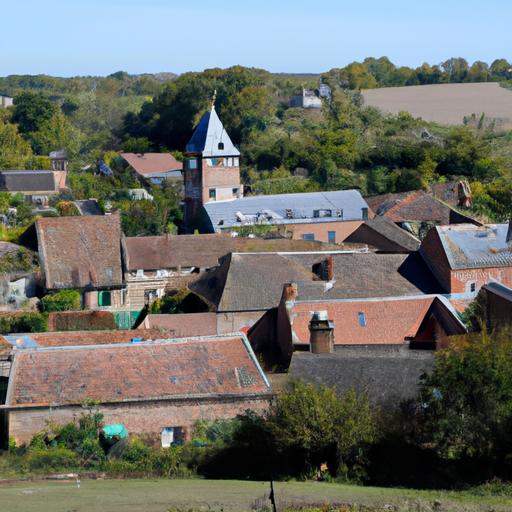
[[363, 82, 512, 126], [1, 478, 511, 512]]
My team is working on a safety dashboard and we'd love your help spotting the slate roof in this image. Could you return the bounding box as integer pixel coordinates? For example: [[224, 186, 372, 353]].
[[0, 171, 57, 193], [73, 200, 104, 216], [36, 214, 123, 290], [186, 107, 240, 157], [204, 189, 371, 230], [6, 335, 270, 407], [123, 234, 235, 271], [284, 252, 445, 299], [481, 281, 512, 301], [190, 253, 319, 312], [288, 296, 466, 346], [428, 223, 512, 270], [290, 352, 436, 410], [344, 216, 420, 252], [121, 153, 183, 177]]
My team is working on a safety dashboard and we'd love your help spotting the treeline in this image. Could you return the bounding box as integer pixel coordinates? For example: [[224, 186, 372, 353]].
[[2, 59, 512, 232], [322, 57, 512, 90]]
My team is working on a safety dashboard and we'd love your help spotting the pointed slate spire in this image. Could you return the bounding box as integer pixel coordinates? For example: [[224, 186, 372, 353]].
[[186, 106, 240, 158]]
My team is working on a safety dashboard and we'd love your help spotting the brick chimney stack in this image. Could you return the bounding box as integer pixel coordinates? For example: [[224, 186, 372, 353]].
[[309, 311, 334, 354]]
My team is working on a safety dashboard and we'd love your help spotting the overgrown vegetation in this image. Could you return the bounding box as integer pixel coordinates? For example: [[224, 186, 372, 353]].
[[39, 289, 81, 312]]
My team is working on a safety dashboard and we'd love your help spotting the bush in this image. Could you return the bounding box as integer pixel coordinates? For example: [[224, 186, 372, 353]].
[[24, 448, 78, 470], [40, 289, 81, 313]]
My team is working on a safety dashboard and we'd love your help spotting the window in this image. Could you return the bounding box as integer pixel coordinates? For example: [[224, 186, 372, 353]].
[[358, 312, 367, 327], [302, 234, 315, 241], [361, 207, 368, 220], [336, 209, 343, 218], [218, 142, 224, 150], [136, 269, 144, 279], [233, 157, 239, 166], [185, 159, 197, 169], [313, 210, 319, 218], [209, 189, 216, 199], [328, 231, 335, 243], [232, 188, 239, 195], [470, 282, 476, 292]]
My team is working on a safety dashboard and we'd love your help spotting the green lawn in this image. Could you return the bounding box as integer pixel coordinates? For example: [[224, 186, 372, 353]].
[[0, 478, 510, 512]]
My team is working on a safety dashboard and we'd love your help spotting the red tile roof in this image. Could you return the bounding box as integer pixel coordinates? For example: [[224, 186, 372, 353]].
[[290, 297, 439, 345], [36, 214, 123, 289], [31, 329, 163, 347], [121, 153, 183, 176], [8, 335, 269, 407]]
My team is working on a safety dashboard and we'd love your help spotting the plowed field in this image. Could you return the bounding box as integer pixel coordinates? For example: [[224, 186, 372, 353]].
[[363, 82, 512, 126]]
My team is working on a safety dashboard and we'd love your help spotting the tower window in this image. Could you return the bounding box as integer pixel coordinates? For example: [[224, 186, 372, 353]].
[[218, 142, 224, 150]]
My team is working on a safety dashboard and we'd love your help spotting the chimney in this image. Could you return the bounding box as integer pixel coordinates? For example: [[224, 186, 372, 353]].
[[507, 218, 512, 244], [309, 311, 334, 354]]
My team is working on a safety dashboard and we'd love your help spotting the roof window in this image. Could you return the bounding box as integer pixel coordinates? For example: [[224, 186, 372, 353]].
[[218, 142, 224, 150]]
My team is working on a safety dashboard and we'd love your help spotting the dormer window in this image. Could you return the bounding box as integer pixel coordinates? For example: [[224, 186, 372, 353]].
[[218, 142, 224, 150]]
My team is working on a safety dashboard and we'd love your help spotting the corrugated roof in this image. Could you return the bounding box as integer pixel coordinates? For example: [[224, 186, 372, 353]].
[[7, 335, 270, 407], [432, 223, 512, 269], [36, 215, 123, 289], [204, 189, 370, 230], [121, 153, 183, 176], [186, 107, 240, 157]]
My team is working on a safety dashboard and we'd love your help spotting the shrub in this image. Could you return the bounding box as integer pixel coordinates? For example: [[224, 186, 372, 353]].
[[40, 289, 81, 313]]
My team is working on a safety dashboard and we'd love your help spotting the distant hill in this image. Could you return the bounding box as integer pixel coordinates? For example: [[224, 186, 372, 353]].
[[363, 82, 512, 126]]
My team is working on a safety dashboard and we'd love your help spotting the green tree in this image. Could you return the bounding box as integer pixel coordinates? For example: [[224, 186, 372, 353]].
[[419, 328, 512, 469], [11, 91, 59, 136], [266, 380, 374, 478], [0, 121, 33, 169]]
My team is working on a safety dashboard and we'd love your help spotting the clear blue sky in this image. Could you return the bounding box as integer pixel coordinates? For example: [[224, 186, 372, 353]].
[[2, 0, 510, 77]]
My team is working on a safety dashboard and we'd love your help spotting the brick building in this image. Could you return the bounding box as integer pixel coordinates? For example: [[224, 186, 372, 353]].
[[183, 105, 242, 231], [420, 223, 512, 294], [0, 334, 271, 447]]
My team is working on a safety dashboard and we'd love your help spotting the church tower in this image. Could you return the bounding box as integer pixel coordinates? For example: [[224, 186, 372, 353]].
[[183, 100, 242, 231]]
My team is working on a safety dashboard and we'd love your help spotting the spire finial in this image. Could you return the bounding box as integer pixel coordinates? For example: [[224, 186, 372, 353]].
[[211, 89, 217, 109]]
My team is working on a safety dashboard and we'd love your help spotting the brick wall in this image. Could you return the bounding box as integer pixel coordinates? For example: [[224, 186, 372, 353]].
[[7, 395, 270, 445], [290, 221, 362, 244], [48, 311, 117, 332], [216, 311, 265, 334], [420, 229, 451, 291], [450, 267, 512, 294]]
